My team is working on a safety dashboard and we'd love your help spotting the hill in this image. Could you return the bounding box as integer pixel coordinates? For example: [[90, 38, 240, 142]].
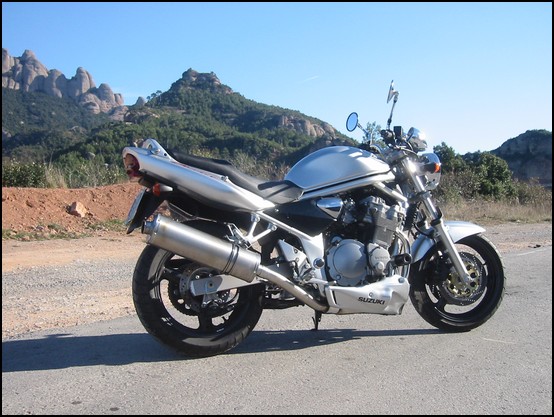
[[2, 49, 354, 176], [2, 49, 551, 187], [491, 129, 552, 187]]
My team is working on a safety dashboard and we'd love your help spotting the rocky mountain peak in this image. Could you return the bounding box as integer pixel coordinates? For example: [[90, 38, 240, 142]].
[[491, 129, 552, 187], [2, 48, 126, 120], [176, 68, 232, 94]]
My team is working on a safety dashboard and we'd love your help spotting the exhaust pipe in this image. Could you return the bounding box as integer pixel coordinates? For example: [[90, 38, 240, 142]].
[[142, 215, 328, 312]]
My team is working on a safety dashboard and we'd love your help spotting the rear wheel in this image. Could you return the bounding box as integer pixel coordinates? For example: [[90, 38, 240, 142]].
[[133, 245, 264, 357], [409, 234, 505, 332]]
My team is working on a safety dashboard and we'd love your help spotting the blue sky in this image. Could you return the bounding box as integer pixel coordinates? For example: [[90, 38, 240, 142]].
[[2, 2, 552, 154]]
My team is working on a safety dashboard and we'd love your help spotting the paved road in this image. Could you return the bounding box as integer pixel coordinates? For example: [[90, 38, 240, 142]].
[[2, 246, 552, 415]]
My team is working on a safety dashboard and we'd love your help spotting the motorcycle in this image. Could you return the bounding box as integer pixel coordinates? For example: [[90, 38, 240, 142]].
[[122, 81, 505, 358]]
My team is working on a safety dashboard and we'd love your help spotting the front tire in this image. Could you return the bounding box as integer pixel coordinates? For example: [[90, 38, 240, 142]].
[[409, 234, 505, 332], [133, 245, 264, 358]]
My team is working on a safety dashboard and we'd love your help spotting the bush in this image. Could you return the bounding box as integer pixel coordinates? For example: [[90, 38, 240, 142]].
[[2, 161, 47, 187], [510, 178, 552, 206], [2, 159, 128, 188]]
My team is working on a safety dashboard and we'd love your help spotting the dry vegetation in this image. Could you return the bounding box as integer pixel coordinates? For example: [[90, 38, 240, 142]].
[[441, 199, 552, 225]]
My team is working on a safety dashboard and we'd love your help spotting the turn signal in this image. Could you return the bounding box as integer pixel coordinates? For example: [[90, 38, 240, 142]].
[[423, 162, 441, 173], [152, 183, 173, 196]]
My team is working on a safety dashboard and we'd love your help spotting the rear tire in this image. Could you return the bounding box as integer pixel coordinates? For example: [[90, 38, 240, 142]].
[[133, 245, 264, 357], [409, 234, 505, 332]]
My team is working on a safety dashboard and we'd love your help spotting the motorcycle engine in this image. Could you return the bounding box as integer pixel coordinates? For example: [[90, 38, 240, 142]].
[[325, 196, 405, 287]]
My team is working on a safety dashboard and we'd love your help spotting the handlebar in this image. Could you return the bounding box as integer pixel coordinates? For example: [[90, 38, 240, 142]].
[[380, 129, 395, 146]]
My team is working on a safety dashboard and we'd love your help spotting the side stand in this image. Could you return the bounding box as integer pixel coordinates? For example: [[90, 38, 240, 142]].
[[311, 311, 322, 331]]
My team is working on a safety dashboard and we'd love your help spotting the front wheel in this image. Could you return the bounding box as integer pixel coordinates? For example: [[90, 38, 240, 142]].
[[409, 234, 505, 332], [132, 245, 265, 358]]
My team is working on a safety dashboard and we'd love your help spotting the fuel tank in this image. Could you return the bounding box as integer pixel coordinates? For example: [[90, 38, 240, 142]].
[[285, 146, 393, 191]]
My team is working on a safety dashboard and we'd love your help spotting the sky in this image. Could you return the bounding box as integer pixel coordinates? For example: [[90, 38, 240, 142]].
[[2, 2, 552, 154]]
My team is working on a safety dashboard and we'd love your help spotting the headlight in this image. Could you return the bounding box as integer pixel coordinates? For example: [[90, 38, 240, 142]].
[[406, 127, 427, 152]]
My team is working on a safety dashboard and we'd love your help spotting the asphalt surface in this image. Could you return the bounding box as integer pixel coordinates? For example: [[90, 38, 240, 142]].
[[2, 245, 552, 415]]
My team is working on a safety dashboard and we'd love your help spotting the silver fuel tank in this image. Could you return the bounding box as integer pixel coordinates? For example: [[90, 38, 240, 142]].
[[285, 146, 394, 193]]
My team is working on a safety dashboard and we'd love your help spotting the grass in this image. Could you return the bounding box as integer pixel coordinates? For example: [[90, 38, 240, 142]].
[[440, 200, 552, 225]]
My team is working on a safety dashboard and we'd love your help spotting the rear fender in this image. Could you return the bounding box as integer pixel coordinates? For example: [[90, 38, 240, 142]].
[[125, 189, 165, 233]]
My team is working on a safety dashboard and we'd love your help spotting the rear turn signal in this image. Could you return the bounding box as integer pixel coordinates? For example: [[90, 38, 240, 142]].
[[152, 183, 173, 196]]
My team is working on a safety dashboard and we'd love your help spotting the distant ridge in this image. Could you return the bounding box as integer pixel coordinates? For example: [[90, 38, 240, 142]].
[[2, 48, 128, 120], [2, 48, 551, 189], [491, 129, 552, 187]]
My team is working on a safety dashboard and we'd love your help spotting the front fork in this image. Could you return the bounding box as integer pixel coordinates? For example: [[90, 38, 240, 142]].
[[401, 159, 473, 286]]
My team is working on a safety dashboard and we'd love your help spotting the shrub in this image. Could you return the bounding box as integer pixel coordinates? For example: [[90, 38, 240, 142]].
[[2, 161, 47, 187]]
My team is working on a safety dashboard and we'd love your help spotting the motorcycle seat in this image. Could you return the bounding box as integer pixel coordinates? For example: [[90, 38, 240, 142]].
[[169, 150, 304, 204]]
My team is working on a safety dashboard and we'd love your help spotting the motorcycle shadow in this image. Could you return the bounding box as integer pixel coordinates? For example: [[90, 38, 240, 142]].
[[2, 328, 441, 372], [232, 327, 441, 355], [1, 332, 181, 373]]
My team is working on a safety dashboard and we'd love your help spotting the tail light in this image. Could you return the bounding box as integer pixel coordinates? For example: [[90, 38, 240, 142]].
[[124, 154, 142, 180]]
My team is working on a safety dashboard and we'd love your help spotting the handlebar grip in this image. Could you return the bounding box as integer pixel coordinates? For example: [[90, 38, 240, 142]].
[[380, 129, 395, 146]]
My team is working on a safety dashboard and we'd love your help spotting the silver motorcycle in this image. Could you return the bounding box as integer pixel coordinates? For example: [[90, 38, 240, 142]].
[[122, 81, 505, 358]]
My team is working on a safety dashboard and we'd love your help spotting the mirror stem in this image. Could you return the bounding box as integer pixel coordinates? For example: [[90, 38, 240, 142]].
[[386, 95, 398, 130]]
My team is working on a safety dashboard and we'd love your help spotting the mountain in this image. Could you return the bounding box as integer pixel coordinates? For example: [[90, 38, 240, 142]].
[[490, 130, 552, 187], [2, 48, 127, 120], [2, 49, 551, 187], [2, 52, 353, 173]]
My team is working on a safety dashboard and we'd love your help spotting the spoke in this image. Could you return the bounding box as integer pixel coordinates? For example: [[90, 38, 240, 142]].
[[198, 314, 215, 332]]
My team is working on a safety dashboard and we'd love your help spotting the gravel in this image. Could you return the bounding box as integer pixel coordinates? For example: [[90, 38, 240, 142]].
[[2, 222, 551, 340]]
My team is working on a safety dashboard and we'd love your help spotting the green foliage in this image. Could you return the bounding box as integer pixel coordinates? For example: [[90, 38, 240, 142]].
[[2, 161, 47, 187], [2, 88, 110, 166], [2, 70, 350, 187], [464, 151, 516, 199], [433, 144, 543, 203], [51, 156, 127, 188], [2, 75, 550, 201], [511, 178, 552, 206], [435, 170, 482, 203], [2, 88, 110, 134], [433, 142, 466, 173], [2, 158, 127, 188]]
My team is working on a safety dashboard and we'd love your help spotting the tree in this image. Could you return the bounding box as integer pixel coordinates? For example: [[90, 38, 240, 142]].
[[472, 152, 515, 199], [433, 142, 467, 173]]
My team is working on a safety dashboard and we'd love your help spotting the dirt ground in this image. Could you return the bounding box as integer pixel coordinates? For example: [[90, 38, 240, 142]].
[[1, 184, 552, 339], [2, 182, 144, 238], [2, 182, 552, 261], [2, 183, 149, 339], [2, 182, 147, 272]]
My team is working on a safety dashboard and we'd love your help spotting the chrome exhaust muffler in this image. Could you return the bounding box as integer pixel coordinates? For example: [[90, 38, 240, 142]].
[[142, 214, 328, 312]]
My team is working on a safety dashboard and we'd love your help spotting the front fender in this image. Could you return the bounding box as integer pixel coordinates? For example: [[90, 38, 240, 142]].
[[411, 221, 485, 263]]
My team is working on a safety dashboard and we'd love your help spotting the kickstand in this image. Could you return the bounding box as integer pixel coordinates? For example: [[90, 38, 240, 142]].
[[311, 311, 322, 331]]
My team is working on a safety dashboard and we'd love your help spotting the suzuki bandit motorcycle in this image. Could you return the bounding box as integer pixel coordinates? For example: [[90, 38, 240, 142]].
[[122, 81, 505, 358]]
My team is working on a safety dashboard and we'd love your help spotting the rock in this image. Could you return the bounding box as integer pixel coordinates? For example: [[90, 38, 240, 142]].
[[69, 201, 88, 217], [2, 48, 128, 119], [491, 130, 552, 187], [134, 96, 147, 107]]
